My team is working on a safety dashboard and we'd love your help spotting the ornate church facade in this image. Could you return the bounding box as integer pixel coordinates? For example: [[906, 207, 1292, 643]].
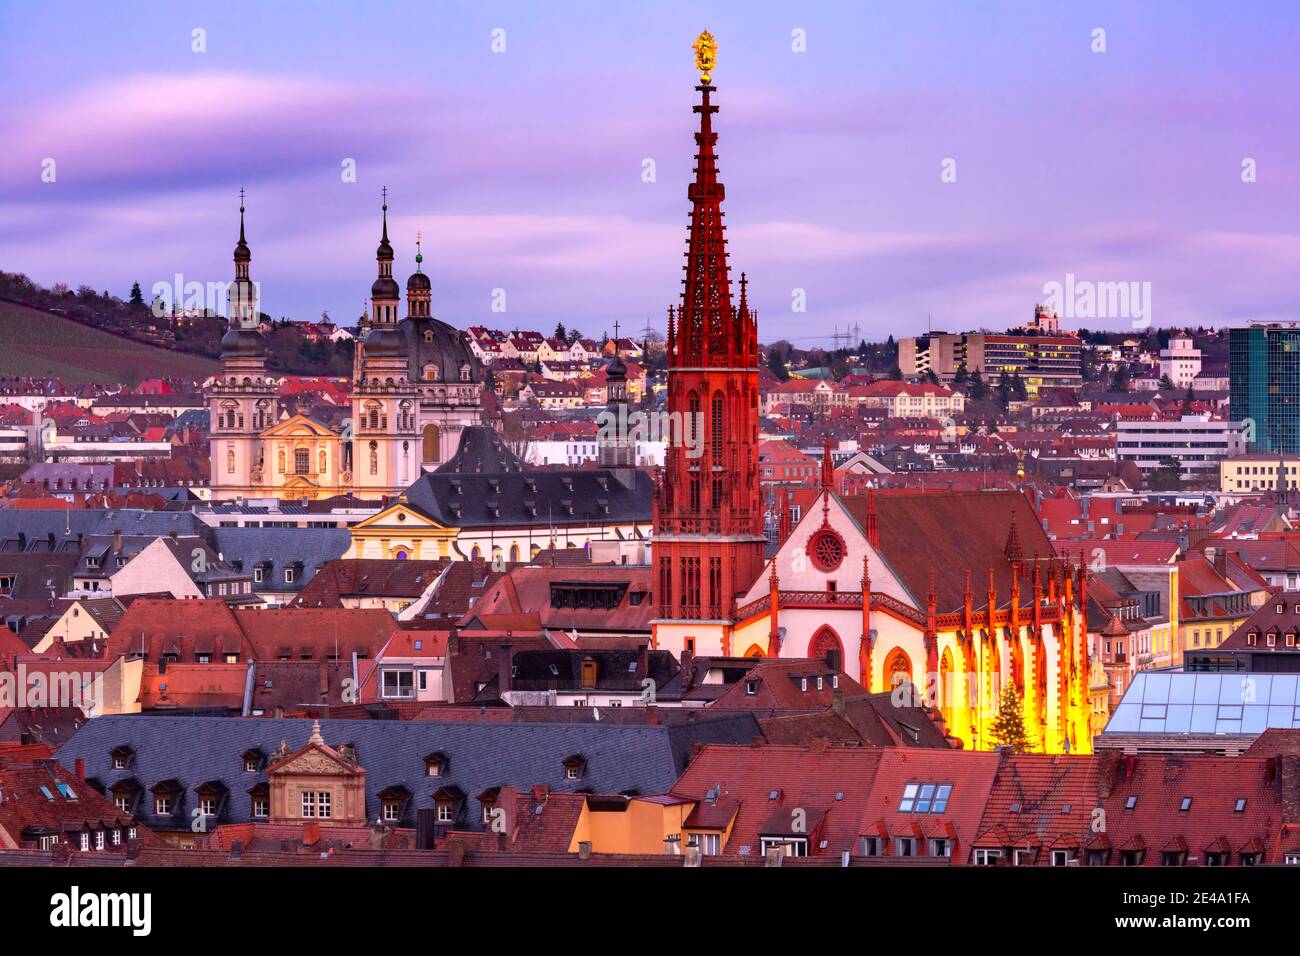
[[648, 32, 1091, 754], [207, 197, 483, 501]]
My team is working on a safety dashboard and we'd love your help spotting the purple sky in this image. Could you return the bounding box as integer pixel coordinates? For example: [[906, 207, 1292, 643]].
[[1, 1, 1298, 345]]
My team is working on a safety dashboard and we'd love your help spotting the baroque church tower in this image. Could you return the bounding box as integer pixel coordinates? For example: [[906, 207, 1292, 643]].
[[209, 193, 276, 496], [652, 32, 767, 657], [351, 192, 419, 495]]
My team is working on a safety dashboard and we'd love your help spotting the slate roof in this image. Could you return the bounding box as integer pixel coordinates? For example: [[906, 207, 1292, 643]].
[[57, 716, 684, 832], [0, 552, 79, 597], [0, 510, 208, 553], [397, 427, 651, 530], [213, 527, 352, 595]]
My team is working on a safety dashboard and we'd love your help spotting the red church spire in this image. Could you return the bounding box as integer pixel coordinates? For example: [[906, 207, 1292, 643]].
[[653, 31, 766, 633]]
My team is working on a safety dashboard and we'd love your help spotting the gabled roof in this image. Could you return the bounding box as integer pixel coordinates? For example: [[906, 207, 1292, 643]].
[[672, 744, 884, 856], [973, 753, 1102, 859], [842, 490, 1055, 613]]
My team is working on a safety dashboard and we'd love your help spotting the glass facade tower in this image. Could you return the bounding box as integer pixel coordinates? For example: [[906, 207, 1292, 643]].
[[1229, 324, 1300, 453]]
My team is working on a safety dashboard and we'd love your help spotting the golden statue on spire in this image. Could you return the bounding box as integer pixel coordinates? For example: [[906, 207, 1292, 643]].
[[693, 29, 717, 83]]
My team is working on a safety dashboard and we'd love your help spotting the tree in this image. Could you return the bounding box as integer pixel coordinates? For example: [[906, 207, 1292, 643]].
[[1182, 383, 1196, 414], [989, 685, 1030, 752], [1158, 373, 1174, 391], [1110, 363, 1131, 392], [968, 370, 988, 401], [554, 322, 566, 341], [924, 368, 940, 386], [953, 362, 969, 386], [1148, 455, 1183, 491], [889, 364, 903, 381]]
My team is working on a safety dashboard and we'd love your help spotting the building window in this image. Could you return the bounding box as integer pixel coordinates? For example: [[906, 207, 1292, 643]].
[[318, 792, 332, 819], [199, 798, 216, 816], [929, 838, 952, 858], [898, 782, 951, 813], [302, 792, 316, 818], [860, 836, 883, 856], [154, 797, 170, 815], [384, 802, 400, 822], [1051, 849, 1073, 866], [79, 832, 89, 852], [973, 848, 1001, 866], [252, 799, 268, 818], [894, 837, 918, 857], [382, 670, 414, 699], [437, 802, 453, 823], [115, 795, 130, 812]]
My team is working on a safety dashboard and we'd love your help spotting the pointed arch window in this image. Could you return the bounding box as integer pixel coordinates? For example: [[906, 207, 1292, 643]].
[[711, 392, 724, 462]]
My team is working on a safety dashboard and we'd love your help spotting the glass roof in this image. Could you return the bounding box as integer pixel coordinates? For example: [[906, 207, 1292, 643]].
[[1103, 672, 1300, 736]]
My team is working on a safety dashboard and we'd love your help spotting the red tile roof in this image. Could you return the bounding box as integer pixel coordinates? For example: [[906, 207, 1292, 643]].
[[672, 743, 884, 857]]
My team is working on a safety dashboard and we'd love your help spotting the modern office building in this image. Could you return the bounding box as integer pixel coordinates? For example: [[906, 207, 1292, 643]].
[[1115, 415, 1246, 483], [900, 330, 1082, 395], [1229, 323, 1300, 453]]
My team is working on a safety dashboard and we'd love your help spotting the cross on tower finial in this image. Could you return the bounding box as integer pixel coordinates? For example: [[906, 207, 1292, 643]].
[[613, 320, 621, 341], [381, 185, 388, 208], [238, 186, 246, 210]]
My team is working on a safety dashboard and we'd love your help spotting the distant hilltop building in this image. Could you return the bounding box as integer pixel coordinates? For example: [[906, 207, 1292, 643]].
[[206, 196, 483, 500], [1159, 333, 1202, 388], [900, 311, 1082, 395]]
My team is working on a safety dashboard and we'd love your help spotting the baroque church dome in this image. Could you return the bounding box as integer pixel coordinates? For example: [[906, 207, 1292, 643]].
[[401, 317, 481, 384], [219, 326, 266, 359]]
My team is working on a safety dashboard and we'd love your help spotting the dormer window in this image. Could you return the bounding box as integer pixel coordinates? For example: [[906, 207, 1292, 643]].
[[109, 745, 133, 770], [478, 787, 500, 825], [424, 752, 449, 777], [745, 680, 757, 696], [432, 786, 464, 823], [1247, 633, 1257, 646], [562, 754, 586, 781], [242, 748, 264, 773]]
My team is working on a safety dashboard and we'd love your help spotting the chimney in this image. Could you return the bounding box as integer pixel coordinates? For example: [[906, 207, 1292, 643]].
[[113, 528, 122, 552], [679, 648, 694, 690], [74, 758, 85, 780], [497, 644, 513, 697], [831, 688, 845, 717], [302, 821, 320, 847]]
